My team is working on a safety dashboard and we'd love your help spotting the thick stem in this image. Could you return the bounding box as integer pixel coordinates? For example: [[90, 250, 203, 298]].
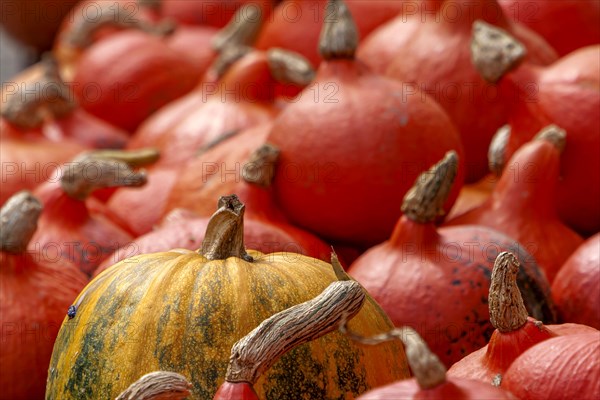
[[225, 279, 366, 384], [200, 195, 252, 261], [209, 45, 253, 79], [340, 324, 446, 389], [242, 144, 280, 187], [471, 19, 526, 83], [63, 2, 175, 48], [401, 151, 459, 223], [266, 48, 315, 86], [488, 252, 529, 333], [61, 152, 149, 200], [212, 4, 264, 52], [0, 191, 43, 254], [115, 371, 192, 400], [488, 124, 511, 176], [535, 124, 566, 153], [318, 0, 359, 60], [1, 55, 75, 129]]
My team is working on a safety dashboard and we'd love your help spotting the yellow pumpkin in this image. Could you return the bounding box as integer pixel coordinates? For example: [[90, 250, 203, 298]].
[[46, 195, 409, 399]]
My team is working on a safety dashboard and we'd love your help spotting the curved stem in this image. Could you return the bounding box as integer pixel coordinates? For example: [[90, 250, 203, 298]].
[[488, 252, 529, 333], [318, 0, 359, 60], [225, 279, 366, 384], [471, 19, 526, 83], [209, 45, 253, 80], [115, 371, 192, 400], [200, 195, 252, 261], [0, 191, 43, 254], [88, 148, 160, 167], [401, 151, 459, 223], [340, 324, 446, 389], [267, 48, 315, 86], [61, 151, 150, 200], [212, 4, 264, 52], [242, 144, 280, 188], [535, 124, 566, 153], [488, 124, 511, 176]]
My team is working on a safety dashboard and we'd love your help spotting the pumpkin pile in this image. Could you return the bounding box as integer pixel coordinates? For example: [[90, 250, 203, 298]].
[[1, 0, 598, 398]]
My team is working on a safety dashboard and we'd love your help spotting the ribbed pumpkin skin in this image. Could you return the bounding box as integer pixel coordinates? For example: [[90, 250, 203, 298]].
[[46, 250, 409, 399]]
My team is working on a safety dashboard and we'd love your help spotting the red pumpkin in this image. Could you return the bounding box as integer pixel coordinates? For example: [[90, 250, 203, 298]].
[[552, 234, 600, 330], [255, 0, 409, 67], [448, 252, 597, 384], [498, 0, 600, 56], [348, 152, 556, 367], [347, 326, 517, 400], [446, 126, 584, 283], [30, 152, 150, 275], [0, 191, 88, 399], [358, 0, 557, 182], [127, 47, 313, 167], [503, 333, 600, 399], [267, 0, 464, 246], [471, 22, 600, 233], [1, 56, 130, 149]]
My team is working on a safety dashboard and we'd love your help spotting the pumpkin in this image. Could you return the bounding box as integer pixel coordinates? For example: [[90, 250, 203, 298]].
[[255, 0, 409, 67], [471, 22, 600, 234], [358, 0, 556, 182], [343, 325, 517, 399], [127, 46, 313, 167], [46, 195, 409, 399], [1, 55, 130, 149], [266, 0, 464, 246], [447, 251, 598, 385], [502, 333, 600, 399], [552, 234, 600, 330], [498, 0, 600, 56], [214, 270, 367, 399], [445, 125, 584, 283], [0, 191, 88, 399], [164, 142, 333, 261], [348, 152, 556, 367], [30, 150, 156, 275]]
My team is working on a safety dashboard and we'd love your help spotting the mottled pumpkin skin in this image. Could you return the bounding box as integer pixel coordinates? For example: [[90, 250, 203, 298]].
[[46, 250, 409, 399]]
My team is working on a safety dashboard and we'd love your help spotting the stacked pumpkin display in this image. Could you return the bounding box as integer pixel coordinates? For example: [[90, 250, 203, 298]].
[[1, 0, 598, 398]]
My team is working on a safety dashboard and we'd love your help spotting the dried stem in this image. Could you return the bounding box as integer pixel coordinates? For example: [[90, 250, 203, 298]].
[[401, 151, 459, 223], [319, 0, 359, 60], [115, 371, 192, 400], [200, 195, 252, 261], [212, 4, 264, 52], [471, 19, 526, 83], [489, 252, 529, 333], [267, 48, 315, 85], [88, 148, 160, 168], [61, 152, 149, 200], [209, 45, 253, 79], [0, 191, 43, 254], [488, 124, 511, 176], [225, 279, 366, 384], [331, 250, 351, 281], [535, 124, 566, 153], [242, 144, 280, 187], [340, 323, 446, 389]]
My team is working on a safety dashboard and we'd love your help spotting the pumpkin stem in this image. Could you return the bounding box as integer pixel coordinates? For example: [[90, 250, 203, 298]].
[[319, 0, 359, 60], [209, 45, 254, 80], [242, 144, 280, 187], [267, 48, 315, 86], [535, 124, 566, 153], [224, 279, 366, 385], [115, 371, 192, 400], [61, 150, 154, 200], [0, 191, 43, 254], [489, 252, 529, 333], [63, 2, 175, 49], [331, 250, 351, 281], [401, 151, 459, 223], [488, 124, 511, 176], [212, 4, 264, 52], [339, 324, 447, 389], [471, 19, 526, 83], [201, 195, 252, 261], [1, 55, 75, 129], [137, 0, 162, 12]]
